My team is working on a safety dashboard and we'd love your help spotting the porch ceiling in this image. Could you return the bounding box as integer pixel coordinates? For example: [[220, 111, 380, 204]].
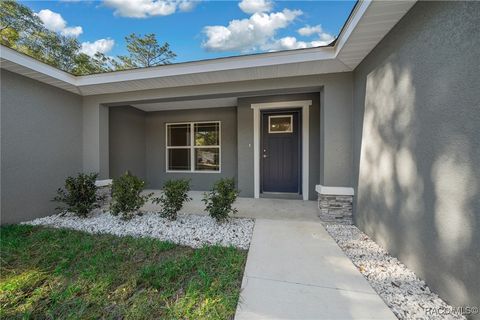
[[124, 86, 321, 112], [132, 97, 238, 112]]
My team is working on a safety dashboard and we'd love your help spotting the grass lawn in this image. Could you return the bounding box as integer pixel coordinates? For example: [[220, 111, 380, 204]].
[[0, 225, 247, 319]]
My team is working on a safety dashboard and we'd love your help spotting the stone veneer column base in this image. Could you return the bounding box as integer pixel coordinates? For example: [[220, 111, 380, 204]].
[[96, 179, 112, 211], [316, 185, 354, 225]]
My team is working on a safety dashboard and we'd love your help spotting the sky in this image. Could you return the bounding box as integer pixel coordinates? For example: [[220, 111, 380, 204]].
[[22, 0, 356, 63]]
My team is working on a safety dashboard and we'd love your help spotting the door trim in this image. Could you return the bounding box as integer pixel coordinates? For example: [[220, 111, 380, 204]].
[[251, 100, 311, 200]]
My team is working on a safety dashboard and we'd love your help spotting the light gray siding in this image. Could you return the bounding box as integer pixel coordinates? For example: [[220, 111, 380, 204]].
[[237, 93, 321, 200], [353, 1, 480, 309], [145, 107, 237, 190], [1, 70, 83, 225], [109, 106, 146, 179]]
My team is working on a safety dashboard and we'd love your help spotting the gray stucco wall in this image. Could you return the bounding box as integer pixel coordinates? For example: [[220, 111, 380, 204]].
[[1, 70, 83, 224], [145, 107, 237, 190], [353, 1, 480, 310], [237, 93, 321, 200], [109, 106, 146, 180]]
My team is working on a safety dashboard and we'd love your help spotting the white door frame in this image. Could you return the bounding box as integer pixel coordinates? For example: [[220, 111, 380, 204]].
[[251, 100, 312, 200]]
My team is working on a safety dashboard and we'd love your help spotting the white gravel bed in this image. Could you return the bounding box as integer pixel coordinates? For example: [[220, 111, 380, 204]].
[[23, 211, 254, 250], [325, 224, 466, 320]]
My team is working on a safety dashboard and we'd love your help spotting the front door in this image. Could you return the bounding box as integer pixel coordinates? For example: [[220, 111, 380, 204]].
[[261, 110, 301, 194]]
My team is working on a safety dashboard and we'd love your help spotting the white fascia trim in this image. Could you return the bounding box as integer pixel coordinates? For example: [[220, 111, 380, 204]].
[[0, 44, 335, 89], [0, 46, 76, 85], [316, 185, 354, 196], [252, 100, 312, 201], [75, 48, 335, 86], [334, 0, 372, 56]]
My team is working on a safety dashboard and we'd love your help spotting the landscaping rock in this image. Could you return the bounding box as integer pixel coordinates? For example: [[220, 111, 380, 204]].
[[23, 212, 254, 249], [325, 224, 466, 320]]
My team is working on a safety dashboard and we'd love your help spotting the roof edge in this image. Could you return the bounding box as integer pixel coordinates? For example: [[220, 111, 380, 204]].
[[1, 46, 76, 85]]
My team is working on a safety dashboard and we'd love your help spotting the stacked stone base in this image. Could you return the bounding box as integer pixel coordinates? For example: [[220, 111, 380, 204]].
[[95, 180, 112, 212], [318, 194, 353, 225]]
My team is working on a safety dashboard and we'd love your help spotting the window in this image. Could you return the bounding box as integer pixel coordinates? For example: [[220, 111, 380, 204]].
[[268, 115, 293, 133], [166, 122, 221, 172]]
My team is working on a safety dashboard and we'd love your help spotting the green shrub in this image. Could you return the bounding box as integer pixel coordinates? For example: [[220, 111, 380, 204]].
[[110, 171, 152, 220], [153, 179, 191, 220], [53, 172, 101, 217], [202, 178, 239, 223]]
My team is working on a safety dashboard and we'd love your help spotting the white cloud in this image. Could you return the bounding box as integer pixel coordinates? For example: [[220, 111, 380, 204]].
[[266, 33, 335, 51], [103, 0, 198, 18], [238, 0, 273, 14], [80, 39, 115, 56], [297, 24, 322, 37], [257, 23, 335, 51], [178, 0, 198, 12], [61, 26, 83, 37], [36, 9, 83, 37], [202, 9, 302, 52]]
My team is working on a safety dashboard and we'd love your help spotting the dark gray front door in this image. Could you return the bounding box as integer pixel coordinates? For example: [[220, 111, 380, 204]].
[[261, 110, 301, 194]]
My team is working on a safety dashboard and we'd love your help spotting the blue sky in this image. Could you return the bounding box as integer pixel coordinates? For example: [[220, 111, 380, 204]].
[[22, 0, 356, 63]]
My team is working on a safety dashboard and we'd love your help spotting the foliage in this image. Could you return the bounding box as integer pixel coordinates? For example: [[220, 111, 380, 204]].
[[53, 172, 101, 217], [0, 225, 247, 319], [153, 179, 192, 220], [72, 52, 113, 75], [114, 33, 176, 69], [202, 178, 239, 222], [0, 0, 42, 47], [110, 171, 152, 220], [0, 2, 175, 75]]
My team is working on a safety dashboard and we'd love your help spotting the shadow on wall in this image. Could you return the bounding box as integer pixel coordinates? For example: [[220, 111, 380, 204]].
[[355, 59, 480, 309]]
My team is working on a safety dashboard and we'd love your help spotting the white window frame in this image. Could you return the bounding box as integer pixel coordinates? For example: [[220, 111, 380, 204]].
[[165, 121, 221, 173], [268, 115, 293, 134]]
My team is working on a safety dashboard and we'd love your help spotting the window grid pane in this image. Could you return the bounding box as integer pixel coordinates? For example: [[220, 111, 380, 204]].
[[195, 147, 220, 171], [168, 124, 191, 146], [168, 148, 191, 171], [194, 122, 219, 146]]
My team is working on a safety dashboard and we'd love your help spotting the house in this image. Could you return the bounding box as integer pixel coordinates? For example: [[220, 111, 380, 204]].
[[1, 0, 479, 314]]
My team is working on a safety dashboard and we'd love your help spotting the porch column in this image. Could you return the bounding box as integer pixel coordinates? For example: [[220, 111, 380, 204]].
[[321, 78, 353, 187], [82, 99, 109, 178]]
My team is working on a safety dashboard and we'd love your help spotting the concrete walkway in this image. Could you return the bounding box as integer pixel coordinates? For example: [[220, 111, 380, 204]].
[[235, 219, 396, 320]]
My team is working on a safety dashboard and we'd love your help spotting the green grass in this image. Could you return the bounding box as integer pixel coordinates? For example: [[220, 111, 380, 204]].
[[0, 225, 247, 319]]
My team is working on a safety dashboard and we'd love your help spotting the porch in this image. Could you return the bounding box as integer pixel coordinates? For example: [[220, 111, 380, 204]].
[[143, 190, 320, 221], [82, 73, 355, 206]]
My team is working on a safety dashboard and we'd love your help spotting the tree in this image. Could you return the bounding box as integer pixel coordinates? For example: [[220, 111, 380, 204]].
[[0, 1, 109, 75], [0, 0, 42, 47], [115, 33, 176, 69], [0, 2, 177, 75], [73, 52, 114, 75]]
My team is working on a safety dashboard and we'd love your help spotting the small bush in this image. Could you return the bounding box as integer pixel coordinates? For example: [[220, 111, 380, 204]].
[[53, 172, 101, 217], [202, 178, 239, 223], [153, 179, 191, 220], [110, 171, 152, 220]]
